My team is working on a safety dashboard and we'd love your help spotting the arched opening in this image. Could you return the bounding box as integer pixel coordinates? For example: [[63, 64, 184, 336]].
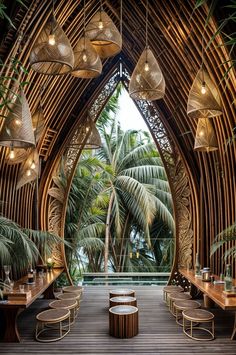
[[58, 83, 175, 284], [43, 66, 195, 285]]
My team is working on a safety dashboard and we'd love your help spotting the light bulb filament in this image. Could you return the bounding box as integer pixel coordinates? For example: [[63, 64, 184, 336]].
[[82, 52, 88, 62], [48, 33, 56, 46], [26, 169, 32, 177], [15, 119, 22, 126], [98, 20, 104, 30], [9, 147, 15, 160], [201, 81, 206, 94], [144, 61, 149, 72]]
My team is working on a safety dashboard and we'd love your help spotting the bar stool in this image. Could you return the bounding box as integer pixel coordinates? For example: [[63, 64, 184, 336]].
[[163, 285, 184, 305], [49, 299, 77, 325], [57, 292, 81, 316], [174, 300, 201, 326], [35, 309, 70, 342], [168, 292, 192, 315], [182, 309, 215, 341], [63, 285, 84, 297]]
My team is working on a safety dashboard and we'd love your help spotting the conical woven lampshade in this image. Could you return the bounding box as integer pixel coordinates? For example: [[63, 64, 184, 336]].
[[0, 90, 35, 148], [187, 68, 222, 119], [129, 47, 165, 101], [30, 16, 74, 75], [85, 10, 122, 58], [16, 149, 39, 189], [69, 117, 101, 149], [84, 119, 102, 149], [72, 36, 102, 78], [194, 117, 218, 152]]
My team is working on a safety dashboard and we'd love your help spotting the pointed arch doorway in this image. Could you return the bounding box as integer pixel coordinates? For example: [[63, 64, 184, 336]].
[[41, 64, 196, 285]]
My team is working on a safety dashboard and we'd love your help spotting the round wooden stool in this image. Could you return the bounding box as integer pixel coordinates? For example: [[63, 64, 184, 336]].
[[35, 309, 70, 342], [182, 309, 215, 341], [174, 300, 201, 326], [49, 299, 77, 325], [163, 285, 184, 304], [110, 296, 137, 308], [109, 305, 138, 338], [109, 289, 135, 298], [63, 285, 84, 297], [57, 292, 81, 316], [168, 292, 192, 315]]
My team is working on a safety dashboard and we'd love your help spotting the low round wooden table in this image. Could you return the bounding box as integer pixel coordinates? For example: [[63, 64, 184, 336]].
[[109, 289, 135, 298], [109, 305, 139, 338], [110, 296, 137, 308]]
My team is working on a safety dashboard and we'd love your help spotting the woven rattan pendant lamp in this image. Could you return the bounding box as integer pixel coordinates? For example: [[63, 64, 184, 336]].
[[187, 67, 222, 119], [85, 0, 122, 59], [30, 0, 74, 75], [194, 117, 218, 152], [70, 116, 101, 150], [16, 148, 39, 189], [129, 0, 165, 101], [72, 0, 102, 78], [0, 90, 35, 151]]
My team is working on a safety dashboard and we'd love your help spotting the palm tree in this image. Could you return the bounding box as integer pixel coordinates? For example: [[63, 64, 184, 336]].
[[0, 215, 66, 277], [96, 122, 174, 272]]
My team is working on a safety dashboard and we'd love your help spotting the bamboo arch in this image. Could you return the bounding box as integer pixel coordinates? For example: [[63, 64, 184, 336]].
[[0, 0, 235, 280]]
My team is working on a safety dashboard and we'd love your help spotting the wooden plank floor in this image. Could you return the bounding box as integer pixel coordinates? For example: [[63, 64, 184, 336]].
[[0, 286, 236, 354]]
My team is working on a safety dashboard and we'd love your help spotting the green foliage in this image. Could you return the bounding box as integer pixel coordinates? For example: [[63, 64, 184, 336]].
[[63, 87, 174, 274], [0, 0, 27, 29], [0, 215, 67, 275], [211, 222, 236, 260], [0, 57, 29, 115]]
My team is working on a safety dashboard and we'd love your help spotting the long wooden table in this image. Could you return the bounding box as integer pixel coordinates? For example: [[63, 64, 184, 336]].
[[180, 269, 236, 340], [0, 268, 64, 342]]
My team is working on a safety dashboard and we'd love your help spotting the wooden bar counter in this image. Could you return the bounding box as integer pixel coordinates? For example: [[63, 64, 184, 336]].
[[180, 269, 236, 340], [0, 268, 63, 342], [109, 305, 139, 338]]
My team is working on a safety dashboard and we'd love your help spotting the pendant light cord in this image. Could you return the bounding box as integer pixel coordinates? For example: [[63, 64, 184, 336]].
[[120, 0, 123, 39], [83, 0, 86, 34], [145, 0, 148, 48]]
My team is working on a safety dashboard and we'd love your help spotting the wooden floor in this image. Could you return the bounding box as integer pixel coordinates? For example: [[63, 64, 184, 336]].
[[0, 286, 236, 354]]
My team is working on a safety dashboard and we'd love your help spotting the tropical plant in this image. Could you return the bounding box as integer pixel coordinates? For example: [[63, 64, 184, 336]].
[[0, 215, 68, 277], [63, 87, 174, 274], [211, 222, 236, 260], [97, 122, 174, 272]]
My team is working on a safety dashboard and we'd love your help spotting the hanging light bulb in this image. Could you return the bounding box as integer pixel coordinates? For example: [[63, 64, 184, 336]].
[[129, 252, 133, 259], [9, 146, 15, 160], [26, 169, 32, 177], [48, 33, 56, 46], [144, 61, 149, 72], [201, 81, 206, 94], [136, 251, 140, 258], [15, 118, 22, 126], [82, 51, 88, 62], [31, 161, 36, 169], [98, 18, 104, 30]]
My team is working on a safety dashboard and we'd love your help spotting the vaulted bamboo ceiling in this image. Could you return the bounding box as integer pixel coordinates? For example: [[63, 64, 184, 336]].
[[0, 0, 235, 275]]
